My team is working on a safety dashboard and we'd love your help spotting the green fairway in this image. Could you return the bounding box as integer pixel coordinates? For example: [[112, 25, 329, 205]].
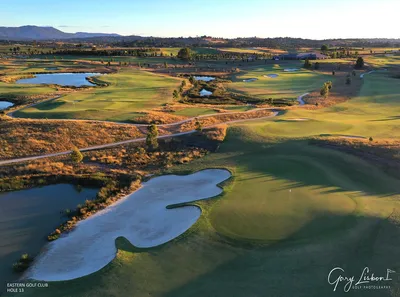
[[0, 81, 54, 98], [13, 69, 182, 121], [272, 72, 400, 138], [227, 63, 336, 101]]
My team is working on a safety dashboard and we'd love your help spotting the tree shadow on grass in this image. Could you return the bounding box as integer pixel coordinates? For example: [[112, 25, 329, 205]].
[[157, 211, 400, 297], [216, 134, 400, 198]]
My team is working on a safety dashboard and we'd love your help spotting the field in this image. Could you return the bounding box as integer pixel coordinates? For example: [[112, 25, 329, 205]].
[[13, 69, 182, 122]]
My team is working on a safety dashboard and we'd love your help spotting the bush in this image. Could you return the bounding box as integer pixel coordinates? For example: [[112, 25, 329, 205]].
[[12, 253, 34, 273], [71, 147, 83, 163]]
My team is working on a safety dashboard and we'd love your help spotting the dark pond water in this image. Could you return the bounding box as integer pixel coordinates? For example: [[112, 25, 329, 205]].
[[0, 101, 14, 110], [16, 73, 101, 87], [0, 184, 98, 284]]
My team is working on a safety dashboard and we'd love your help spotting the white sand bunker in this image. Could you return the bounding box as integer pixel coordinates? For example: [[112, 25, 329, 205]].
[[284, 68, 299, 72], [264, 74, 278, 78], [200, 89, 213, 96], [25, 169, 231, 281], [285, 118, 310, 121], [243, 78, 258, 82]]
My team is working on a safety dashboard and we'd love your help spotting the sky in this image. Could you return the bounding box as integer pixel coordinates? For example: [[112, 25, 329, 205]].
[[1, 0, 399, 39]]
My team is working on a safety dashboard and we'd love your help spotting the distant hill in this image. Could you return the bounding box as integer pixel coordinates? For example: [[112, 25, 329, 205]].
[[0, 26, 121, 40]]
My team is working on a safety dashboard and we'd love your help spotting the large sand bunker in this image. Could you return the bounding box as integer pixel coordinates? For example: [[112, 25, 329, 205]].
[[25, 169, 231, 281]]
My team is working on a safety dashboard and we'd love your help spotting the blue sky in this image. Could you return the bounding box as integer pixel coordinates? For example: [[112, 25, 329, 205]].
[[1, 0, 399, 39]]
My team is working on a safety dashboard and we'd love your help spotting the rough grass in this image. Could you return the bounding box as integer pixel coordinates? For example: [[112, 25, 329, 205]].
[[0, 118, 143, 159]]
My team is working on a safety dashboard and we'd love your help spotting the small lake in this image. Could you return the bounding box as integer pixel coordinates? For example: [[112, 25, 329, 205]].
[[0, 101, 14, 110], [194, 76, 215, 82], [264, 74, 278, 78], [16, 73, 101, 87], [200, 89, 213, 96], [0, 184, 98, 285]]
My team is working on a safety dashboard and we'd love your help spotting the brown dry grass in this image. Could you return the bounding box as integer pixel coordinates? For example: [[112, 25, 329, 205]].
[[178, 109, 273, 132], [133, 111, 187, 124], [0, 118, 144, 159]]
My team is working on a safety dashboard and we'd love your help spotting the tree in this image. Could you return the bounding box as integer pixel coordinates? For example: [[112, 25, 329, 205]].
[[304, 58, 312, 69], [189, 76, 195, 84], [194, 119, 203, 132], [71, 147, 83, 163], [320, 82, 332, 98], [355, 57, 364, 69], [321, 44, 329, 51], [146, 124, 159, 151], [177, 48, 192, 60], [173, 89, 180, 99]]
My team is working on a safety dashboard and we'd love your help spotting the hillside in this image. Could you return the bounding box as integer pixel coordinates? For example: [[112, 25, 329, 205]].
[[0, 26, 120, 40]]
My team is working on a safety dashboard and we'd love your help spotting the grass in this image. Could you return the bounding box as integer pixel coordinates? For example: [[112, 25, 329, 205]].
[[13, 69, 182, 122], [3, 56, 400, 297], [0, 80, 54, 99], [13, 128, 400, 297], [227, 63, 336, 101], [274, 72, 400, 139]]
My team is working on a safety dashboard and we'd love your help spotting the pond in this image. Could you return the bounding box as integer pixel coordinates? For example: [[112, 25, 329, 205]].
[[194, 76, 215, 82], [0, 184, 98, 285], [200, 89, 213, 97], [264, 74, 279, 78], [26, 169, 231, 281], [16, 73, 102, 87], [0, 101, 14, 110]]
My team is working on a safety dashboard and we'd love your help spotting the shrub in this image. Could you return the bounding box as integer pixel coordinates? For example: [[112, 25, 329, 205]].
[[71, 147, 83, 163], [12, 253, 34, 273]]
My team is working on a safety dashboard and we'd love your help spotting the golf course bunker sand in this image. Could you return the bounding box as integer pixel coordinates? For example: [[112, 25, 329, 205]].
[[243, 78, 258, 82], [264, 74, 278, 78], [25, 169, 231, 281], [285, 118, 310, 122], [284, 68, 299, 72]]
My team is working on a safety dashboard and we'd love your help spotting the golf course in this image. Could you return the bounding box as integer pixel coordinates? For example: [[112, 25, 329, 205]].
[[1, 41, 400, 297]]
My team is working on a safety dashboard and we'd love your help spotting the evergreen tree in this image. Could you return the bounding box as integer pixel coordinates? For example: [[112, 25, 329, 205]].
[[71, 147, 83, 163], [146, 124, 159, 151]]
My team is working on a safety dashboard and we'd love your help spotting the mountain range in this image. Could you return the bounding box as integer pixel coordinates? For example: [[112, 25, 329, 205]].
[[0, 26, 121, 40]]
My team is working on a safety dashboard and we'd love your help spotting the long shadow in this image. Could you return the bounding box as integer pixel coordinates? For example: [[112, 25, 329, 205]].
[[215, 134, 400, 197], [156, 211, 400, 297]]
